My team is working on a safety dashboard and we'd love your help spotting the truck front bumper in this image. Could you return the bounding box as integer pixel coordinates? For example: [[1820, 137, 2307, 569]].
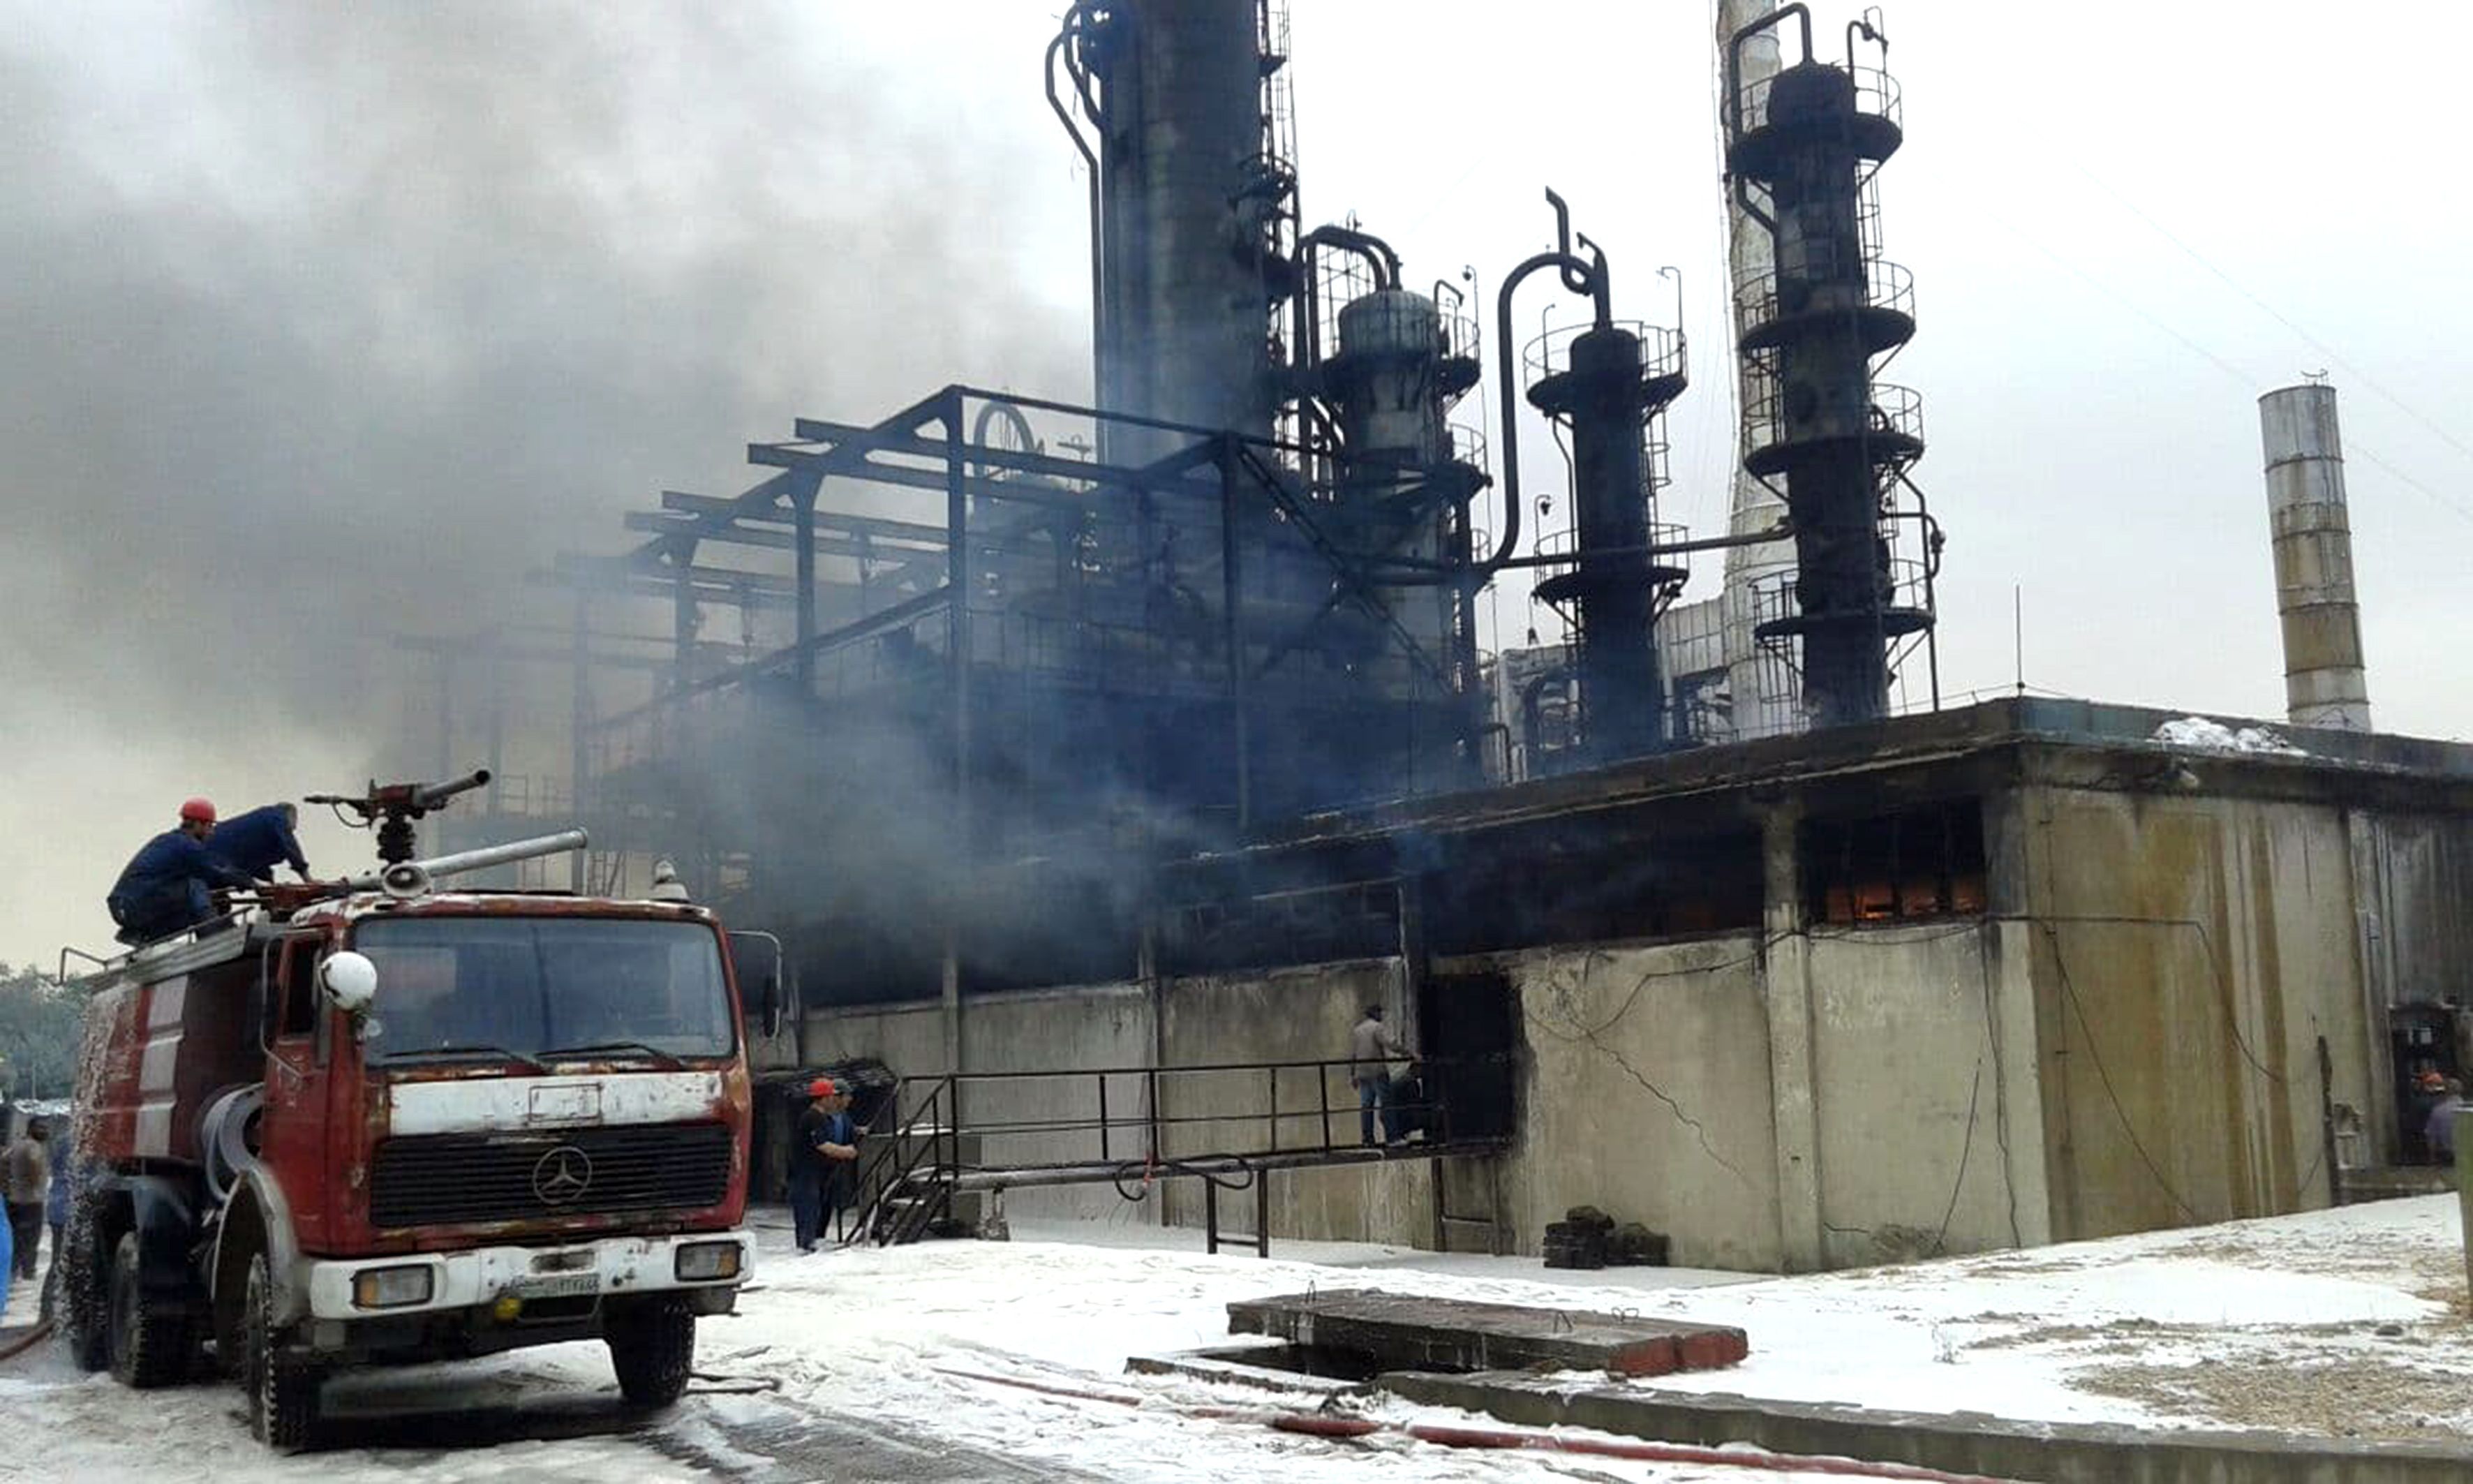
[[302, 1231, 753, 1322]]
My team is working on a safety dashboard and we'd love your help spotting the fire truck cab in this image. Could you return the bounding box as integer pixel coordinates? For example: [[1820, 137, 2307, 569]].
[[61, 798, 761, 1450]]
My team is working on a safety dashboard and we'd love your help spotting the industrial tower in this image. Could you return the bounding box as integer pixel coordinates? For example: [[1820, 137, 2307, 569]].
[[1724, 6, 1934, 729]]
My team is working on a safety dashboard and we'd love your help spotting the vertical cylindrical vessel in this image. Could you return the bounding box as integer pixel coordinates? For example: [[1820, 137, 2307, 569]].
[[2258, 382, 2372, 731], [1725, 12, 1929, 734], [1084, 0, 1275, 462], [1566, 327, 1663, 754], [1528, 319, 1691, 764]]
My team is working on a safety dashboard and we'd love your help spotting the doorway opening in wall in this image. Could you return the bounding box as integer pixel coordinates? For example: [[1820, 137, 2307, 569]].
[[2389, 1003, 2465, 1164], [1419, 970, 1517, 1141]]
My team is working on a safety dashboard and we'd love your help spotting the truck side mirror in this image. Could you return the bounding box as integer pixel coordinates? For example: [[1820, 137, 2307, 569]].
[[761, 973, 782, 1040], [320, 951, 378, 1015]]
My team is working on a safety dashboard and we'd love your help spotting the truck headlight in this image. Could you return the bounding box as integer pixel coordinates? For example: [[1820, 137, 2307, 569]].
[[351, 1265, 433, 1309], [674, 1241, 742, 1282]]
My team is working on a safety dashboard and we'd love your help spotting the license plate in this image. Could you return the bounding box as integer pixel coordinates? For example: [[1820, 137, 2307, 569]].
[[510, 1271, 600, 1300]]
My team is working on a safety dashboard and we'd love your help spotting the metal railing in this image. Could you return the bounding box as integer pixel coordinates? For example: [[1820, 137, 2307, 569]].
[[840, 1053, 1503, 1247], [1740, 378, 1926, 457], [1519, 319, 1685, 395], [1733, 256, 1915, 339], [1447, 420, 1489, 473], [1731, 62, 1901, 137]]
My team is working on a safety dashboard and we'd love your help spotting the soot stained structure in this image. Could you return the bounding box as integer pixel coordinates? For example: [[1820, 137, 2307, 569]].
[[1518, 195, 1692, 763], [503, 2, 1820, 1007], [1724, 4, 1937, 728]]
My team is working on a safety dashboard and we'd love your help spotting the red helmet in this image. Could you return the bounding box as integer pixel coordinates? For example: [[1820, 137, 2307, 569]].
[[179, 797, 218, 824], [808, 1077, 838, 1099]]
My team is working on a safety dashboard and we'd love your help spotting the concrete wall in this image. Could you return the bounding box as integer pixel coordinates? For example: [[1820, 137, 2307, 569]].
[[805, 986, 1156, 1220], [1807, 924, 2032, 1266], [802, 925, 2051, 1271], [1494, 935, 1784, 1271], [793, 769, 2454, 1269], [1156, 959, 1436, 1245], [2018, 785, 2366, 1241], [2349, 810, 2473, 1011]]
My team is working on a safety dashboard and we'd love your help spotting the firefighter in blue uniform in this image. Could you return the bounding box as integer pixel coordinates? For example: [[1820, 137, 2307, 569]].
[[105, 798, 262, 945]]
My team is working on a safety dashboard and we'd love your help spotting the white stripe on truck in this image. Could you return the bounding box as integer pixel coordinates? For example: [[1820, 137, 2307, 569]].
[[388, 1070, 723, 1136]]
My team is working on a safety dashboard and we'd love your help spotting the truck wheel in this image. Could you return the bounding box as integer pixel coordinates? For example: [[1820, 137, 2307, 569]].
[[107, 1231, 193, 1388], [61, 1229, 111, 1372], [606, 1296, 697, 1408], [243, 1252, 320, 1451]]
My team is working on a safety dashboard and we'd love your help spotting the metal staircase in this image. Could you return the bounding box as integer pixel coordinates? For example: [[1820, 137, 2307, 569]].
[[839, 1055, 1512, 1251]]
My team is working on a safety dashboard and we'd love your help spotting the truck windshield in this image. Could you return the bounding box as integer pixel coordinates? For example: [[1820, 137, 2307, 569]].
[[355, 917, 736, 1066]]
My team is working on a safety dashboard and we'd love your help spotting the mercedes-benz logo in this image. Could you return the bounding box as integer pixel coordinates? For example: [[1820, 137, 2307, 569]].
[[531, 1145, 594, 1205]]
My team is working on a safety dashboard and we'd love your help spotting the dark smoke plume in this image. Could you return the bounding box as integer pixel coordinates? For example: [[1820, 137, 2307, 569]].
[[0, 4, 1083, 961]]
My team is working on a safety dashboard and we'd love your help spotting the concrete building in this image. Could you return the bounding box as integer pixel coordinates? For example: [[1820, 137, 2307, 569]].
[[805, 697, 2473, 1271]]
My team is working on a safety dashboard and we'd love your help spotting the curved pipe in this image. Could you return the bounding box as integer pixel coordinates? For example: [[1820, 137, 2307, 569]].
[[1293, 223, 1402, 377], [971, 399, 1037, 459], [1723, 3, 1814, 234], [1728, 0, 1813, 128], [1298, 224, 1399, 290], [1481, 237, 1607, 574], [1046, 8, 1107, 390]]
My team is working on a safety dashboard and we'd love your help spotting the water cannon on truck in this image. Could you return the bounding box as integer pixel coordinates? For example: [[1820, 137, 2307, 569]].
[[57, 769, 760, 1450]]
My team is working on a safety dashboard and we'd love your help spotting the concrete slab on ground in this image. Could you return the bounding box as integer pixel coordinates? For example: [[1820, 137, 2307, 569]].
[[1381, 1370, 2473, 1484], [1227, 1288, 1749, 1377]]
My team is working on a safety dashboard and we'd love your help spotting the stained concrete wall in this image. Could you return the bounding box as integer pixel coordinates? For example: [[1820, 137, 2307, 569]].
[[2019, 785, 2367, 1241], [2348, 811, 2473, 1012], [803, 926, 2047, 1270], [805, 987, 1156, 1220], [1493, 935, 1784, 1271], [1155, 959, 1437, 1245], [794, 764, 2451, 1268], [1806, 924, 2033, 1266]]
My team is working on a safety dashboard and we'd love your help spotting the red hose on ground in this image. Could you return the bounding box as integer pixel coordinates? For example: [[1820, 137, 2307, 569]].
[[0, 1321, 56, 1363], [935, 1366, 2012, 1483]]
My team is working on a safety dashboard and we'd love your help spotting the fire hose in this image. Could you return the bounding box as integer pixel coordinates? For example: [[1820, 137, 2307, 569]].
[[0, 1321, 57, 1363], [933, 1366, 2014, 1483]]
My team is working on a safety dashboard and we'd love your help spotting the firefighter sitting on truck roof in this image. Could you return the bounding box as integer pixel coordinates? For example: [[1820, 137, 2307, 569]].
[[104, 797, 265, 946], [206, 801, 315, 882]]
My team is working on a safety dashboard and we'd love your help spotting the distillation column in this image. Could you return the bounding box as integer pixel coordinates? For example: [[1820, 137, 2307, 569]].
[[1725, 11, 1929, 729], [1531, 326, 1691, 758], [1057, 0, 1279, 462], [2258, 381, 2372, 731]]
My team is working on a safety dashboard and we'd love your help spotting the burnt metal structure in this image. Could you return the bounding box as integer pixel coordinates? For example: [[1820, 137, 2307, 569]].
[[1725, 4, 1937, 729], [486, 15, 1741, 1013], [1049, 0, 1284, 463], [572, 385, 1491, 1002], [1518, 195, 1691, 761]]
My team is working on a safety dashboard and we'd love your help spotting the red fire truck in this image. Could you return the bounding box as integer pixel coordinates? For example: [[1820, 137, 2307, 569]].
[[58, 773, 771, 1449]]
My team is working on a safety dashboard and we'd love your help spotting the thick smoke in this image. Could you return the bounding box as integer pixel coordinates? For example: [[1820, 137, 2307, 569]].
[[0, 4, 1084, 963]]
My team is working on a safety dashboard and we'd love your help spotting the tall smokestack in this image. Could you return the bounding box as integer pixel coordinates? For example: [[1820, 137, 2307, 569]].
[[1716, 0, 1795, 742], [2257, 380, 2372, 731]]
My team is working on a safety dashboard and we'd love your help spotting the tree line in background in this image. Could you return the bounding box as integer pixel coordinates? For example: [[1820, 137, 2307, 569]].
[[0, 963, 91, 1101]]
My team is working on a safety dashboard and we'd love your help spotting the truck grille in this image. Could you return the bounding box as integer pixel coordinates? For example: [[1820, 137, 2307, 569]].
[[369, 1122, 734, 1229]]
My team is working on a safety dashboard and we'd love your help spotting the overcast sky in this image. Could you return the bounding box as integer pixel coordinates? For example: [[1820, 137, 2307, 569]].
[[4, 1, 2467, 968]]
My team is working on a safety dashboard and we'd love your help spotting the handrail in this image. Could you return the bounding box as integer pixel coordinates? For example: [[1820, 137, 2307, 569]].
[[839, 1051, 1513, 1245], [844, 1072, 958, 1246]]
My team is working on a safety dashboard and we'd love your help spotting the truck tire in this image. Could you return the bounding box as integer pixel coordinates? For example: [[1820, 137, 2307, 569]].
[[61, 1228, 110, 1372], [606, 1296, 696, 1408], [243, 1252, 320, 1451], [106, 1231, 193, 1388]]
